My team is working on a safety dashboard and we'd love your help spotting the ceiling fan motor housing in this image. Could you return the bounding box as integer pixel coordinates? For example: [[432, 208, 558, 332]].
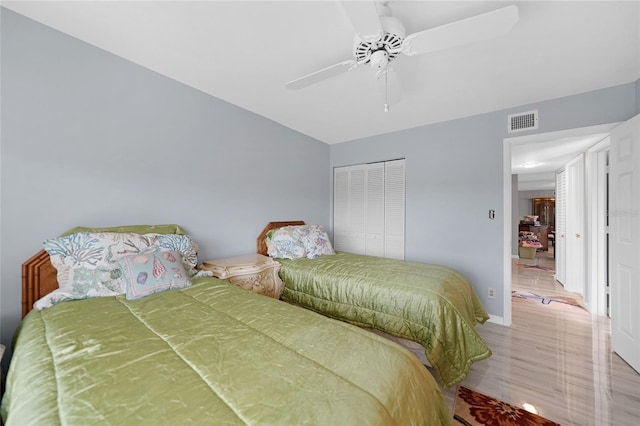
[[352, 16, 406, 67]]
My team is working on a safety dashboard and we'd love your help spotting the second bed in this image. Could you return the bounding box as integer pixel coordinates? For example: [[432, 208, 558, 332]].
[[257, 221, 492, 388]]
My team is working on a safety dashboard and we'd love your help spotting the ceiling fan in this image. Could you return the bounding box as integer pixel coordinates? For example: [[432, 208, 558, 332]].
[[285, 2, 519, 111]]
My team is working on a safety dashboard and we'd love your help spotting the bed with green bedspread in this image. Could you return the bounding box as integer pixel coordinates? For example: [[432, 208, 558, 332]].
[[276, 252, 492, 389], [1, 276, 451, 425]]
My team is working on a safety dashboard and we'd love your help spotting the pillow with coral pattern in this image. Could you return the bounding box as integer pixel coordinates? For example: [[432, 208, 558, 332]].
[[35, 232, 199, 310], [265, 226, 306, 259], [295, 225, 335, 259]]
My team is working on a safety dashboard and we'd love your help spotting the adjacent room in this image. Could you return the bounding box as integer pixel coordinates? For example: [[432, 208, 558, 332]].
[[1, 1, 639, 425]]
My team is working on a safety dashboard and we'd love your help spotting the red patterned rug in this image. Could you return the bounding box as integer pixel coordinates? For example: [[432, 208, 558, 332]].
[[453, 386, 561, 426]]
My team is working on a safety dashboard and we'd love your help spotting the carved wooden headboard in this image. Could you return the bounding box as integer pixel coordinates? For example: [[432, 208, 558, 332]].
[[22, 249, 59, 318], [256, 221, 305, 256]]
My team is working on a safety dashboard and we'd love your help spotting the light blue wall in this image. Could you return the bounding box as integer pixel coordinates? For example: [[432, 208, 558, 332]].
[[0, 9, 330, 357], [636, 79, 640, 114], [2, 7, 638, 363], [331, 81, 638, 318]]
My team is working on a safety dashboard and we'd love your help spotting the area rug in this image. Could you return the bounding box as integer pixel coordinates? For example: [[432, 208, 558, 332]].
[[453, 386, 561, 426], [512, 290, 587, 314], [517, 263, 554, 272]]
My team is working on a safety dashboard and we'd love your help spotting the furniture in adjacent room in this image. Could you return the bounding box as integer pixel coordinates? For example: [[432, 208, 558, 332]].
[[531, 197, 556, 228], [519, 224, 550, 251], [199, 253, 283, 299]]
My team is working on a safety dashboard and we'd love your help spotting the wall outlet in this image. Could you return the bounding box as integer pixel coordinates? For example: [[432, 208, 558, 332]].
[[488, 288, 496, 299]]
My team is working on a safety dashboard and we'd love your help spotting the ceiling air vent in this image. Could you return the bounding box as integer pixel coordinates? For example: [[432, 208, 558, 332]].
[[508, 110, 538, 133]]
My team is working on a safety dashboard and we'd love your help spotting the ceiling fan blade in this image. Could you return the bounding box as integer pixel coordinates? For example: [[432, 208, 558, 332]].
[[340, 1, 383, 41], [376, 68, 402, 111], [285, 60, 358, 90], [402, 5, 519, 56]]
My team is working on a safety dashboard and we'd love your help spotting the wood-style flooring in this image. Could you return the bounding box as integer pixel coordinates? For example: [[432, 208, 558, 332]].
[[441, 250, 640, 425]]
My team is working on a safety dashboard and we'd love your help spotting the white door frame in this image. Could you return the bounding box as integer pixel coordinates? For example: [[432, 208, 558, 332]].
[[502, 142, 514, 326], [503, 123, 620, 325]]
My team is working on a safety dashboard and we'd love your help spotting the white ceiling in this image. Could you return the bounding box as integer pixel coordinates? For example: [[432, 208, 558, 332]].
[[511, 129, 612, 190], [3, 1, 639, 190], [4, 0, 639, 147]]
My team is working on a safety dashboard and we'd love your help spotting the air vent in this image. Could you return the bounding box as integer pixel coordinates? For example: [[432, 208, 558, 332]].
[[508, 110, 538, 133]]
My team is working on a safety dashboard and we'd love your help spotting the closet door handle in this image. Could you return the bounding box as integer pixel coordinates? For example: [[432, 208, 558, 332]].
[[575, 233, 581, 238]]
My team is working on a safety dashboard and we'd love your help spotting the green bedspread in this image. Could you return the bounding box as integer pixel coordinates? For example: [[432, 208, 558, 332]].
[[1, 276, 450, 425], [277, 252, 492, 389]]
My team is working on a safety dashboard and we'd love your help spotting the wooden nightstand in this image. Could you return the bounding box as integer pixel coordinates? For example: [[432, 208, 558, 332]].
[[199, 254, 283, 299]]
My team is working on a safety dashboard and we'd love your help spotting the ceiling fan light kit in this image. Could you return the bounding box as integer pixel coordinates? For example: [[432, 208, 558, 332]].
[[353, 15, 405, 66], [286, 2, 519, 112]]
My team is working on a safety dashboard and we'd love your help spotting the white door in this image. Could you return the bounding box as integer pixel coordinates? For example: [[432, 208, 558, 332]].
[[565, 154, 585, 294], [609, 113, 640, 373], [555, 170, 567, 285], [366, 163, 385, 257], [333, 165, 366, 254], [334, 161, 405, 258], [384, 159, 405, 260]]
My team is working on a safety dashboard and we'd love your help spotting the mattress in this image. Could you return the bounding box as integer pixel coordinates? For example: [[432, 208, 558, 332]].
[[277, 251, 492, 388], [1, 276, 450, 425]]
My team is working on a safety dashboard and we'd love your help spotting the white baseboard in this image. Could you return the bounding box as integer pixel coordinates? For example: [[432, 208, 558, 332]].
[[487, 315, 505, 325]]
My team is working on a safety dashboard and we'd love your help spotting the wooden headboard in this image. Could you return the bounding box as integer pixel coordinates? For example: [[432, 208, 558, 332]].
[[22, 222, 304, 316], [22, 249, 59, 318], [256, 221, 305, 256]]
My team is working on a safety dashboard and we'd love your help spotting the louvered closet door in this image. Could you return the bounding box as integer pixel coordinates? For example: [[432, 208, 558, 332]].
[[350, 167, 367, 254], [556, 170, 567, 285], [366, 163, 385, 257], [333, 167, 350, 252], [333, 160, 405, 259], [385, 159, 405, 260], [333, 165, 366, 254]]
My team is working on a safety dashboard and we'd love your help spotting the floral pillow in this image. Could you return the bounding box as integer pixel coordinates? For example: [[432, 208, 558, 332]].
[[266, 225, 335, 259], [120, 250, 192, 300], [35, 232, 200, 309], [296, 225, 335, 259], [266, 226, 306, 259], [153, 234, 199, 275]]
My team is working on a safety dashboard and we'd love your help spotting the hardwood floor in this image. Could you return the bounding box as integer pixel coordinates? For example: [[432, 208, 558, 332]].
[[443, 250, 640, 425]]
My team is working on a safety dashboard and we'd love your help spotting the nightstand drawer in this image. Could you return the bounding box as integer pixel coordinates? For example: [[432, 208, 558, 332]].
[[200, 254, 283, 299]]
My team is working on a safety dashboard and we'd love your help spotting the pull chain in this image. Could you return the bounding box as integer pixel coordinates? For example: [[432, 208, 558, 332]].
[[384, 70, 389, 112]]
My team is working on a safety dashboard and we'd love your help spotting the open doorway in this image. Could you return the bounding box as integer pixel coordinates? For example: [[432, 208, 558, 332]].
[[502, 123, 619, 326]]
